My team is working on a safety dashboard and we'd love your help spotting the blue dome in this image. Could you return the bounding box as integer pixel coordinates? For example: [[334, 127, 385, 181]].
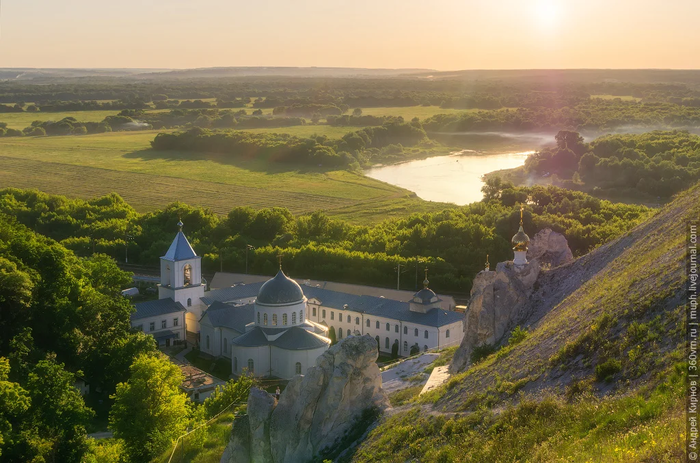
[[413, 288, 438, 305], [256, 270, 304, 305]]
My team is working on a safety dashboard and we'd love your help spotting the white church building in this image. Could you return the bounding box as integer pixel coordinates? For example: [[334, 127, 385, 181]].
[[132, 221, 465, 380]]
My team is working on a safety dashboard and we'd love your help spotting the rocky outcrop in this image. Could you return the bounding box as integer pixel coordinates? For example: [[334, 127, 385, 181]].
[[527, 228, 574, 268], [222, 335, 388, 463], [451, 229, 574, 372]]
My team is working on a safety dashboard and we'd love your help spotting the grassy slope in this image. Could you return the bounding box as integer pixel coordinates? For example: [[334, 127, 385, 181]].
[[0, 131, 450, 223], [350, 183, 698, 462]]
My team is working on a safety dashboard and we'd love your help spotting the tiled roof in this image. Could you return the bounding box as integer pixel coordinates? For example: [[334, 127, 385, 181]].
[[132, 298, 185, 320], [162, 231, 197, 261], [202, 301, 253, 334]]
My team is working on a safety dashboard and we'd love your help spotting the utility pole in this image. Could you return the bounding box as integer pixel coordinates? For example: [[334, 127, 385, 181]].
[[397, 263, 401, 290], [245, 244, 255, 274], [124, 233, 132, 263]]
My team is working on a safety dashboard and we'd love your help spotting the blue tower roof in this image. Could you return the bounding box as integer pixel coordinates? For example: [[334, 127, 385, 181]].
[[162, 231, 197, 261]]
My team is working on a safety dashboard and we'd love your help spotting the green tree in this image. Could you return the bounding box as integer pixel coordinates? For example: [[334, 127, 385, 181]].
[[109, 353, 188, 462], [352, 108, 362, 117], [391, 340, 399, 359], [202, 373, 255, 418], [0, 357, 31, 459], [328, 326, 337, 345]]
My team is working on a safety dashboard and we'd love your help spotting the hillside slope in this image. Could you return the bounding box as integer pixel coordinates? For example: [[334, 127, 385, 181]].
[[349, 183, 698, 462]]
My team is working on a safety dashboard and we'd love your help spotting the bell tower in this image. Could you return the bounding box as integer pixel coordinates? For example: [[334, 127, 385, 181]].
[[511, 207, 531, 267], [158, 220, 205, 335]]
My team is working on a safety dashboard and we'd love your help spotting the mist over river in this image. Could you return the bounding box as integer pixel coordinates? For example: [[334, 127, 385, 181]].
[[365, 150, 534, 205]]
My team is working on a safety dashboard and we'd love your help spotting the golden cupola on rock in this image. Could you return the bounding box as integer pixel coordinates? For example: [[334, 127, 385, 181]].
[[511, 207, 530, 252]]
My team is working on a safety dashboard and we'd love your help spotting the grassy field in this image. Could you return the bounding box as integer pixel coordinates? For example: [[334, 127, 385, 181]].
[[0, 109, 120, 129], [359, 106, 471, 120], [591, 94, 642, 101], [237, 124, 353, 138], [0, 131, 450, 223]]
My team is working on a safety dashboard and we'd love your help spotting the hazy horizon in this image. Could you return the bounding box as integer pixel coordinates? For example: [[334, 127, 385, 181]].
[[2, 0, 698, 70]]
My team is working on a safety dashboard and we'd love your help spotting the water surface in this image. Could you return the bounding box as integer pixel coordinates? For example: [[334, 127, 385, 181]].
[[365, 150, 534, 205]]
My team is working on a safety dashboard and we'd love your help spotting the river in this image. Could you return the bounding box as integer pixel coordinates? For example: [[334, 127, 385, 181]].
[[365, 150, 534, 205]]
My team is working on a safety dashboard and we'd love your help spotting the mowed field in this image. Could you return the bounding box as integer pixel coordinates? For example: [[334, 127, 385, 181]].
[[0, 131, 451, 223], [0, 110, 119, 129]]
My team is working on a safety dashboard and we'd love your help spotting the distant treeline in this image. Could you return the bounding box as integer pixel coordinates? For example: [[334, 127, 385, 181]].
[[523, 130, 700, 198], [150, 120, 429, 167], [0, 185, 650, 293], [0, 115, 150, 137]]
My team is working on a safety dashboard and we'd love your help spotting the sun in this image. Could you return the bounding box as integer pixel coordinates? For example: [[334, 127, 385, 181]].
[[534, 0, 561, 27]]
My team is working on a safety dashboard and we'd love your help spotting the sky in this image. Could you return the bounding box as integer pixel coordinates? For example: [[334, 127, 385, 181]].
[[1, 0, 699, 70]]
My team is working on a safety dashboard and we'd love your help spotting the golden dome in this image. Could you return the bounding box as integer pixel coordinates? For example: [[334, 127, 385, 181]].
[[511, 206, 530, 252], [511, 224, 530, 251]]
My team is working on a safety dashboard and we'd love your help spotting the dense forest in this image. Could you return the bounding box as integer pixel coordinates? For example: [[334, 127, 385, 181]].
[[522, 130, 700, 198], [0, 185, 651, 294]]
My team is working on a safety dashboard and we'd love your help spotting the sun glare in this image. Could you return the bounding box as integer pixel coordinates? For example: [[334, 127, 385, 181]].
[[534, 0, 561, 28]]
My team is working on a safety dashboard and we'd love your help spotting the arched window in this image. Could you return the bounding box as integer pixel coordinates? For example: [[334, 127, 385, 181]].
[[322, 309, 326, 318], [403, 326, 408, 335], [257, 312, 260, 324], [395, 324, 399, 333], [414, 328, 418, 336], [339, 328, 343, 339], [283, 313, 288, 325], [223, 338, 227, 354], [385, 337, 390, 349], [233, 357, 238, 372], [300, 310, 304, 322], [403, 341, 408, 352], [424, 345, 428, 352], [347, 315, 351, 323], [424, 330, 429, 339], [295, 362, 302, 375], [272, 314, 278, 326], [183, 264, 192, 286], [264, 313, 268, 326], [376, 321, 380, 329], [248, 359, 254, 373], [386, 323, 390, 331], [292, 312, 297, 324], [187, 298, 192, 307], [446, 329, 450, 338], [355, 317, 360, 325], [366, 319, 370, 327], [206, 335, 210, 349]]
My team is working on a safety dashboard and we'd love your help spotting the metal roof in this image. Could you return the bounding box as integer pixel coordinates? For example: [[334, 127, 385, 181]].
[[230, 326, 330, 350], [132, 298, 186, 320], [162, 231, 198, 261], [256, 270, 304, 305], [201, 301, 254, 333]]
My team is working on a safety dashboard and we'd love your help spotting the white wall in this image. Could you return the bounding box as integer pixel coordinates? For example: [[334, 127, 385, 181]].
[[159, 284, 205, 333], [270, 345, 328, 379], [131, 311, 186, 346], [230, 345, 270, 378]]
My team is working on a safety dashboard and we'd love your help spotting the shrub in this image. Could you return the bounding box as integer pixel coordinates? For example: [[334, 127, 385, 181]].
[[595, 358, 622, 382]]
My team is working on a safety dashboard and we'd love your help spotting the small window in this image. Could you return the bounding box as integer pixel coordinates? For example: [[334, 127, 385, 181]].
[[313, 307, 317, 316], [187, 298, 192, 307], [403, 326, 407, 335], [136, 324, 143, 331], [366, 319, 370, 327], [248, 359, 254, 373], [385, 337, 390, 349], [173, 317, 179, 327], [295, 362, 302, 375], [376, 321, 380, 329], [257, 312, 261, 324], [175, 332, 179, 339], [339, 328, 343, 339], [149, 322, 155, 332], [206, 335, 210, 349], [223, 338, 228, 353], [331, 312, 334, 320], [300, 310, 304, 322], [233, 357, 238, 372], [355, 317, 360, 325], [424, 330, 429, 339], [446, 329, 450, 338], [386, 323, 390, 331], [404, 341, 408, 352], [395, 324, 399, 333], [322, 309, 326, 318], [414, 328, 418, 337], [283, 313, 288, 325], [347, 315, 351, 323], [272, 314, 278, 326], [292, 312, 297, 324], [264, 313, 268, 326], [161, 320, 167, 329]]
